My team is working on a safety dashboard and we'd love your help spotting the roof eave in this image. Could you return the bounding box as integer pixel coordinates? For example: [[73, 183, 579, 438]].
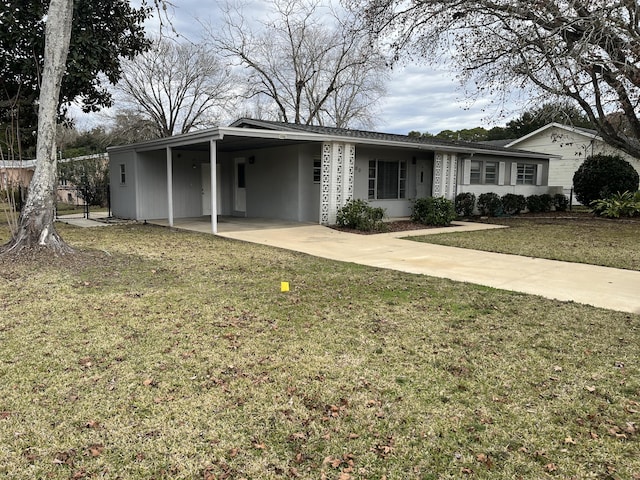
[[106, 125, 553, 160]]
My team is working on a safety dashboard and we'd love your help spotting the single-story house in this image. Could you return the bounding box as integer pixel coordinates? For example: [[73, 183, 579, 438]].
[[1, 159, 36, 190], [505, 122, 640, 202], [107, 118, 558, 232]]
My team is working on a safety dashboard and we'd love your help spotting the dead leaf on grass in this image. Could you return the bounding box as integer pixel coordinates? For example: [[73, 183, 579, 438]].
[[53, 449, 76, 466], [71, 469, 87, 479], [476, 453, 493, 469], [87, 444, 104, 457]]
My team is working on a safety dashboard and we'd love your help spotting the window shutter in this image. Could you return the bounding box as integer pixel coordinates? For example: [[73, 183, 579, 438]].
[[498, 162, 505, 186], [536, 164, 543, 185], [463, 159, 471, 185], [510, 163, 518, 185]]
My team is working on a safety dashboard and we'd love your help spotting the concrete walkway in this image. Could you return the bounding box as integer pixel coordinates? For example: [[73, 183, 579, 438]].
[[214, 220, 640, 315], [57, 211, 111, 227], [61, 214, 640, 314]]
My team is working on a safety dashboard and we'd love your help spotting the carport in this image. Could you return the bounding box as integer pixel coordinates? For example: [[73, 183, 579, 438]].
[[107, 126, 326, 233]]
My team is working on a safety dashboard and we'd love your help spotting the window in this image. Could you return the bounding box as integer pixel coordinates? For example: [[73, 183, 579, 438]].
[[237, 162, 246, 188], [484, 162, 498, 184], [468, 160, 498, 185], [313, 158, 321, 183], [368, 159, 407, 200], [469, 161, 481, 184], [517, 163, 536, 185], [119, 164, 126, 184]]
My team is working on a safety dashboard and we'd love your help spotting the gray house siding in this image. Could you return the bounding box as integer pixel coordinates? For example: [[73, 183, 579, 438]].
[[109, 150, 137, 220], [456, 154, 555, 198], [354, 146, 429, 218], [107, 120, 555, 228]]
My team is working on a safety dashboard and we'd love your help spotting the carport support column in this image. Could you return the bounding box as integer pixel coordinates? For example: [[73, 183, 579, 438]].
[[319, 142, 354, 225], [210, 139, 217, 234], [432, 152, 457, 200], [166, 146, 173, 227]]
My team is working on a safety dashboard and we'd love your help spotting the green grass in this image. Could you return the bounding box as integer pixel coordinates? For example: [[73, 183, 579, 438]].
[[0, 221, 639, 479], [411, 216, 640, 271]]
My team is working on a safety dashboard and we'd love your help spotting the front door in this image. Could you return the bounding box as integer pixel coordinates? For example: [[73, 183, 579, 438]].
[[234, 157, 246, 214], [416, 159, 432, 198]]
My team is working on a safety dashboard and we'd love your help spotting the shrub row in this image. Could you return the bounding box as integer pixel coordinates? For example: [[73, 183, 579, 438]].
[[336, 199, 387, 232], [455, 192, 569, 217], [411, 197, 456, 226], [336, 196, 458, 232]]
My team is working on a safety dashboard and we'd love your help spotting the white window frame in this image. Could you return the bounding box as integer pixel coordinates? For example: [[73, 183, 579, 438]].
[[119, 163, 126, 185], [464, 159, 500, 185], [313, 157, 321, 184], [368, 159, 407, 200], [516, 163, 536, 185]]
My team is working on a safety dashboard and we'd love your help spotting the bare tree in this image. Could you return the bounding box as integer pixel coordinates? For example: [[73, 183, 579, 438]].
[[210, 0, 387, 128], [2, 0, 74, 254], [359, 0, 640, 158], [115, 38, 238, 138]]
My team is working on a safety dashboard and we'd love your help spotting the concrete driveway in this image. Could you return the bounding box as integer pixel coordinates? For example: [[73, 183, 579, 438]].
[[214, 219, 640, 315]]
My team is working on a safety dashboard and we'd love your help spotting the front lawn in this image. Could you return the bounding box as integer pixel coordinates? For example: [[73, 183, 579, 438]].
[[0, 222, 639, 479], [409, 214, 640, 271]]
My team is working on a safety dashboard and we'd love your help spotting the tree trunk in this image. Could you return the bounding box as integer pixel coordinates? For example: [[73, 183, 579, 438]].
[[2, 0, 74, 256]]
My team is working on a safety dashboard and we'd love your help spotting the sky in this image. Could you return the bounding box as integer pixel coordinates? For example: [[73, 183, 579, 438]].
[[75, 0, 522, 136]]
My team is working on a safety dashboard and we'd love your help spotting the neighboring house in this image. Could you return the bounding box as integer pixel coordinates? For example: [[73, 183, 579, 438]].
[[57, 153, 109, 205], [1, 154, 109, 205], [107, 118, 556, 232], [0, 159, 36, 191], [505, 122, 640, 202]]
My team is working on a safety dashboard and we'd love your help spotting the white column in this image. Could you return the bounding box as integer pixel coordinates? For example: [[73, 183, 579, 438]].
[[342, 143, 355, 204], [433, 152, 443, 197], [210, 140, 217, 234], [166, 146, 173, 227], [446, 153, 458, 199], [320, 142, 332, 225]]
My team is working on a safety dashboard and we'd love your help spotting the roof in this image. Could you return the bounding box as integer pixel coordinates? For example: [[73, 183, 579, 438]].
[[230, 118, 544, 156], [505, 122, 600, 148], [107, 118, 554, 160], [0, 160, 37, 169]]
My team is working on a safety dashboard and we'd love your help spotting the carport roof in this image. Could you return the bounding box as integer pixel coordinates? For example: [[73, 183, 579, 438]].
[[107, 118, 554, 160]]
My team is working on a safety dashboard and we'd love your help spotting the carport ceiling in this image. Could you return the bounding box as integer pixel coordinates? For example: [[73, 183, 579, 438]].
[[172, 135, 313, 153]]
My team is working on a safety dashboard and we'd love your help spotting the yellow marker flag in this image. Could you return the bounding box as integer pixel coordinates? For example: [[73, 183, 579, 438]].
[[281, 281, 290, 292]]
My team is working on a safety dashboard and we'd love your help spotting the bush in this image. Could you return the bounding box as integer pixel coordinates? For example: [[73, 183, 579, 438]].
[[411, 197, 456, 226], [591, 191, 640, 218], [526, 194, 553, 213], [501, 193, 526, 215], [573, 154, 640, 205], [336, 199, 387, 232], [477, 192, 502, 216], [455, 192, 476, 217], [554, 193, 569, 212]]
